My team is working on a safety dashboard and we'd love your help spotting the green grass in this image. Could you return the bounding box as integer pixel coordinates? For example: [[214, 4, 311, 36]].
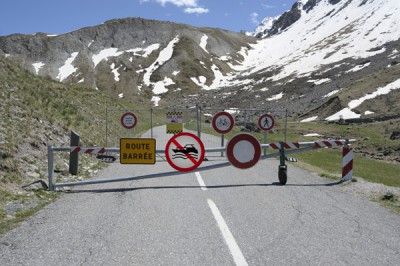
[[372, 193, 400, 214], [0, 189, 59, 236], [190, 119, 400, 187], [295, 149, 400, 187]]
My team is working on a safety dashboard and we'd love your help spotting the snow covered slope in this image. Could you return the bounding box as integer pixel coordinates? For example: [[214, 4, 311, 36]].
[[239, 0, 400, 81], [214, 0, 400, 120]]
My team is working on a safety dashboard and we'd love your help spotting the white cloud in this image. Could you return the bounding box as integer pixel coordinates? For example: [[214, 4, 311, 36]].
[[250, 12, 259, 25], [143, 0, 208, 14], [184, 7, 209, 14], [262, 4, 275, 9], [154, 0, 197, 7]]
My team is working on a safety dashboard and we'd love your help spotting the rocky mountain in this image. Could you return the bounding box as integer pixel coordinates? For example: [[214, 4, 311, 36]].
[[0, 18, 255, 108], [1, 0, 399, 121]]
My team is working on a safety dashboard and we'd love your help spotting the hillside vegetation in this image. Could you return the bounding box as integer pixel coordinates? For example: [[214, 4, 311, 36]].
[[0, 55, 132, 234]]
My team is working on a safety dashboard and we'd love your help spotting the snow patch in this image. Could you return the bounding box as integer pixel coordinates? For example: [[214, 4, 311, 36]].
[[191, 76, 207, 87], [152, 96, 161, 106], [199, 34, 208, 53], [304, 133, 321, 137], [153, 77, 175, 95], [110, 63, 120, 82], [32, 62, 45, 75], [326, 78, 400, 121], [92, 43, 160, 68], [57, 52, 79, 81], [365, 110, 375, 115], [308, 78, 331, 85], [301, 116, 318, 122], [267, 92, 283, 101], [143, 36, 180, 91], [323, 89, 341, 98], [346, 62, 371, 73]]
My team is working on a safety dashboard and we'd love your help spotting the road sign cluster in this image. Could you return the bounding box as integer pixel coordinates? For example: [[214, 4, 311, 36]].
[[106, 111, 354, 182]]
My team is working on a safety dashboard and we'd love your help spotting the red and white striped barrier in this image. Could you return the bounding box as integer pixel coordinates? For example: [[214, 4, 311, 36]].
[[314, 140, 347, 148], [268, 140, 347, 150], [341, 146, 353, 181], [70, 147, 106, 155], [269, 142, 300, 150]]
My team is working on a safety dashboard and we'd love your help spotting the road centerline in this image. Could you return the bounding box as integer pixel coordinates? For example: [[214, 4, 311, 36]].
[[207, 199, 248, 266], [195, 171, 207, 191]]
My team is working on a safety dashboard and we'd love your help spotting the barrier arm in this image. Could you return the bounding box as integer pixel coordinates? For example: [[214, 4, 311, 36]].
[[47, 139, 355, 190]]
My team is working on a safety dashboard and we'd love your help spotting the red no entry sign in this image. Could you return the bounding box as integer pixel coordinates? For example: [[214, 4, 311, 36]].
[[212, 111, 234, 134], [165, 132, 205, 172], [258, 114, 275, 131], [226, 133, 261, 169], [121, 112, 137, 129]]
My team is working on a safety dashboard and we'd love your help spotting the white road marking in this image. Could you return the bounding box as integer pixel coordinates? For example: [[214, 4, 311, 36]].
[[195, 171, 207, 190], [207, 199, 248, 266]]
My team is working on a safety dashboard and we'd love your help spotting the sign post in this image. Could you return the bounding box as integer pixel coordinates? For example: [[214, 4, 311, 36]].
[[120, 138, 156, 164], [258, 114, 275, 155], [165, 132, 205, 172], [212, 111, 234, 156], [166, 111, 183, 134], [121, 112, 137, 137], [226, 133, 261, 169]]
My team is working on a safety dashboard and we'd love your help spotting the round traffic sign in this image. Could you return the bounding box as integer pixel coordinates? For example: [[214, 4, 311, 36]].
[[226, 133, 261, 169], [212, 111, 234, 134], [258, 114, 275, 131], [165, 132, 205, 172], [121, 112, 137, 129]]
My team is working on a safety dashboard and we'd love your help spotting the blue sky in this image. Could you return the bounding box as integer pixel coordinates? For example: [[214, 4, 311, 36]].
[[0, 0, 295, 36]]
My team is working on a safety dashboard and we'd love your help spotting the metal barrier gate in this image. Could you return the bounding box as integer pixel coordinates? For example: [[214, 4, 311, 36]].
[[47, 139, 355, 191]]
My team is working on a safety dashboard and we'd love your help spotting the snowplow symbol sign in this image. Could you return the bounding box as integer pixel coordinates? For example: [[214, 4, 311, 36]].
[[165, 132, 205, 172]]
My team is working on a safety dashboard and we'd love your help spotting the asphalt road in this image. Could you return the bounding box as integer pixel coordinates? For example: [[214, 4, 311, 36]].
[[1, 130, 400, 265]]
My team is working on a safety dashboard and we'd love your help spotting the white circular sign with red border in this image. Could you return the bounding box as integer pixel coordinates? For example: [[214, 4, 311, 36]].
[[165, 132, 205, 172], [212, 111, 234, 134], [258, 114, 275, 131], [226, 133, 261, 169], [121, 112, 137, 129]]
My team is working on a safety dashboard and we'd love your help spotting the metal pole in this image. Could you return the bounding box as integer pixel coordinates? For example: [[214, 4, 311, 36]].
[[69, 131, 80, 175], [263, 131, 267, 156], [151, 108, 154, 139], [47, 145, 55, 191], [284, 109, 288, 143], [221, 134, 225, 157], [197, 105, 201, 139], [105, 107, 108, 149]]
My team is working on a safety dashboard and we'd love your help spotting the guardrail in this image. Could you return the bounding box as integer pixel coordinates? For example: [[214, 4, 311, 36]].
[[47, 139, 355, 190]]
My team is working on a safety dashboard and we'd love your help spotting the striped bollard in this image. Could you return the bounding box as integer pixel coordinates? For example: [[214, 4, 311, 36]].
[[341, 140, 353, 181]]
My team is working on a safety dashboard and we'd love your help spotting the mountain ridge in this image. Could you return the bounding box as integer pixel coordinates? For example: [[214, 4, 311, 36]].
[[0, 0, 399, 120]]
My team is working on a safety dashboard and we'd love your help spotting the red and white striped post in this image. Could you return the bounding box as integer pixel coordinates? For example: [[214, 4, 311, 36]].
[[341, 139, 353, 181]]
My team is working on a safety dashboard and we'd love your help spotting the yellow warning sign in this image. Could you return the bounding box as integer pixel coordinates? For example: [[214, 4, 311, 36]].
[[120, 138, 156, 164], [166, 123, 183, 134]]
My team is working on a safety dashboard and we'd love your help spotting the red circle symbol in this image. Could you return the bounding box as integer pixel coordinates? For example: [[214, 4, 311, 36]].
[[258, 114, 275, 131], [226, 133, 261, 169], [165, 132, 205, 172], [121, 112, 137, 129], [212, 111, 234, 134]]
